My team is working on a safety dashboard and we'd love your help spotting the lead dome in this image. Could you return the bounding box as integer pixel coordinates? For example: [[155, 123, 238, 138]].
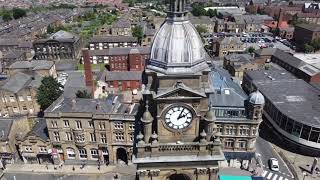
[[249, 90, 265, 105], [148, 0, 209, 74]]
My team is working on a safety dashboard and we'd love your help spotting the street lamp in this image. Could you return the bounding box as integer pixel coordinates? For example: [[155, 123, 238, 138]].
[[302, 171, 307, 180]]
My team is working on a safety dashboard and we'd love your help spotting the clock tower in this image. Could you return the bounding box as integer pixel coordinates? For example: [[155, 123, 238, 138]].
[[133, 0, 225, 179]]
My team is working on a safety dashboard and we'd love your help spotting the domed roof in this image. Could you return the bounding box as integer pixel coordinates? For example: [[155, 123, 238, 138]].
[[147, 0, 209, 74], [249, 90, 265, 105]]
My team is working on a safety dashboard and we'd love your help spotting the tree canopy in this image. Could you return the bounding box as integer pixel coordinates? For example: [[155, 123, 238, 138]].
[[132, 26, 144, 44], [12, 8, 27, 19], [303, 44, 315, 53], [247, 46, 256, 54], [36, 76, 63, 110]]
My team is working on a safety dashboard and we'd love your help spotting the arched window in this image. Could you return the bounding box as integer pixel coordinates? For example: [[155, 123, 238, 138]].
[[66, 147, 75, 159], [79, 148, 87, 159], [91, 149, 99, 159]]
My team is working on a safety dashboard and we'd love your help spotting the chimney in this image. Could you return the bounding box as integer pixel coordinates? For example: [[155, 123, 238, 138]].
[[82, 48, 94, 95], [277, 8, 284, 29]]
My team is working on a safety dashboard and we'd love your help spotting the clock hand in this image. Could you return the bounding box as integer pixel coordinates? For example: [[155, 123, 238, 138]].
[[177, 108, 185, 119]]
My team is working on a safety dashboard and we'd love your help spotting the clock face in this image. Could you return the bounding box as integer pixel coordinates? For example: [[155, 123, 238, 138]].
[[165, 106, 193, 130]]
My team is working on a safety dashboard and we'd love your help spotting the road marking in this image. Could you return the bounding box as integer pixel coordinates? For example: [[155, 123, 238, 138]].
[[279, 177, 283, 180], [262, 171, 268, 177], [272, 174, 278, 180], [267, 172, 273, 179]]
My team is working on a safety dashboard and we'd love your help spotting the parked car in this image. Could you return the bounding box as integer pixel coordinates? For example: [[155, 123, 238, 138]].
[[268, 158, 280, 171]]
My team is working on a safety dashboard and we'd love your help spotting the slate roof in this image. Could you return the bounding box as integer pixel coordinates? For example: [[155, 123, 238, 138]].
[[220, 37, 242, 45], [1, 72, 42, 93], [45, 95, 139, 116], [2, 51, 25, 60], [272, 49, 306, 68], [209, 68, 248, 107], [0, 118, 13, 141], [89, 35, 138, 43], [246, 70, 320, 127], [255, 48, 276, 57], [295, 23, 320, 32], [9, 60, 54, 70], [49, 30, 79, 41], [63, 71, 90, 98], [30, 119, 49, 141], [89, 47, 150, 56]]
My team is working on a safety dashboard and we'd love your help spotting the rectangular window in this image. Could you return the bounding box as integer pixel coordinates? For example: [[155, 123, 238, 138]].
[[285, 119, 294, 134], [25, 145, 32, 152], [129, 123, 135, 131], [64, 120, 69, 127], [100, 133, 107, 143], [224, 140, 234, 148], [75, 134, 85, 143], [66, 132, 72, 141], [18, 96, 24, 102], [114, 122, 124, 130], [90, 133, 96, 142], [13, 107, 19, 113], [99, 122, 105, 130], [27, 96, 32, 101], [53, 132, 60, 141], [91, 149, 99, 159], [129, 133, 134, 142], [79, 149, 87, 159], [76, 121, 82, 129], [301, 125, 311, 140], [22, 106, 28, 111], [239, 141, 247, 149], [51, 121, 58, 128], [88, 121, 94, 128], [309, 129, 320, 142], [39, 146, 47, 152], [292, 122, 302, 137], [115, 132, 125, 141], [9, 96, 15, 102]]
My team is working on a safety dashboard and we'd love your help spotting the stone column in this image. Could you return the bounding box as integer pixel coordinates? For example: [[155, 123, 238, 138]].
[[141, 103, 153, 143]]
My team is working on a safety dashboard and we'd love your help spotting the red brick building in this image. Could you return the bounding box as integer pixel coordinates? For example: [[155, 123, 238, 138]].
[[87, 47, 150, 71]]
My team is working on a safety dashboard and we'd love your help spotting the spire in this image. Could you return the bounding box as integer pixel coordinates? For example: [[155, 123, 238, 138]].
[[141, 101, 153, 124], [167, 0, 188, 20]]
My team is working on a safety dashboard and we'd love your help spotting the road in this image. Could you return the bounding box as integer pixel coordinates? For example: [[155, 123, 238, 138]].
[[256, 121, 295, 180]]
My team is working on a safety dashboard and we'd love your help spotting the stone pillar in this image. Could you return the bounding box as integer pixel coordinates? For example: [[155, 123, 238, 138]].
[[141, 103, 153, 144]]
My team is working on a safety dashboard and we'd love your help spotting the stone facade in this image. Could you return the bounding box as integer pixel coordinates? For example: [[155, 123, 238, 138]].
[[44, 96, 138, 165], [216, 37, 245, 57]]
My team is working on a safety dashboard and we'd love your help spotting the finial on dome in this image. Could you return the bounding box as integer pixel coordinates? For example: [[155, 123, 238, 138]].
[[200, 129, 207, 143], [168, 0, 187, 19], [137, 131, 145, 144]]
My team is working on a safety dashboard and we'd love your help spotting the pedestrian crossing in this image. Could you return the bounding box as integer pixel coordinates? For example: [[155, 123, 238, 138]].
[[262, 170, 291, 180]]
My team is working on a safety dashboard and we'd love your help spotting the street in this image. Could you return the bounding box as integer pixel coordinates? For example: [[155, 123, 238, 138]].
[[256, 121, 295, 180]]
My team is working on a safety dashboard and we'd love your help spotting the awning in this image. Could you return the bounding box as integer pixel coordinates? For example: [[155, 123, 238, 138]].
[[223, 152, 255, 160]]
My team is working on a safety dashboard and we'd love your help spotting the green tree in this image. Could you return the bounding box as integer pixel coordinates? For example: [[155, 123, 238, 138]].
[[132, 26, 144, 44], [47, 25, 54, 34], [310, 38, 320, 51], [12, 8, 27, 19], [270, 28, 280, 36], [247, 46, 256, 53], [36, 76, 63, 110], [207, 9, 217, 18], [76, 90, 92, 98], [191, 4, 207, 16], [196, 25, 208, 35], [303, 44, 314, 53], [2, 12, 12, 22]]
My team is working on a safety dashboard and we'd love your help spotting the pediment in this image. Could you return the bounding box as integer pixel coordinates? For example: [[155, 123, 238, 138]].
[[155, 85, 206, 100]]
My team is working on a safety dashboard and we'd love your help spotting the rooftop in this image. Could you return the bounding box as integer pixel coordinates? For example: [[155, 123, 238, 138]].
[[0, 72, 41, 93], [295, 23, 320, 32], [45, 95, 139, 116], [89, 47, 150, 56], [89, 35, 138, 43], [246, 70, 320, 127], [0, 118, 13, 141]]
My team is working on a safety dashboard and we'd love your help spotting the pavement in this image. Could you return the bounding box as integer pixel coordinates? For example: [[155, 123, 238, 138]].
[[256, 121, 295, 180], [1, 163, 136, 180], [258, 119, 320, 180]]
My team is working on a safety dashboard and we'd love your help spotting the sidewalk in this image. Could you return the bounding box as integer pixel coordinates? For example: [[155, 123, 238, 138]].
[[272, 144, 320, 180], [3, 163, 137, 176]]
